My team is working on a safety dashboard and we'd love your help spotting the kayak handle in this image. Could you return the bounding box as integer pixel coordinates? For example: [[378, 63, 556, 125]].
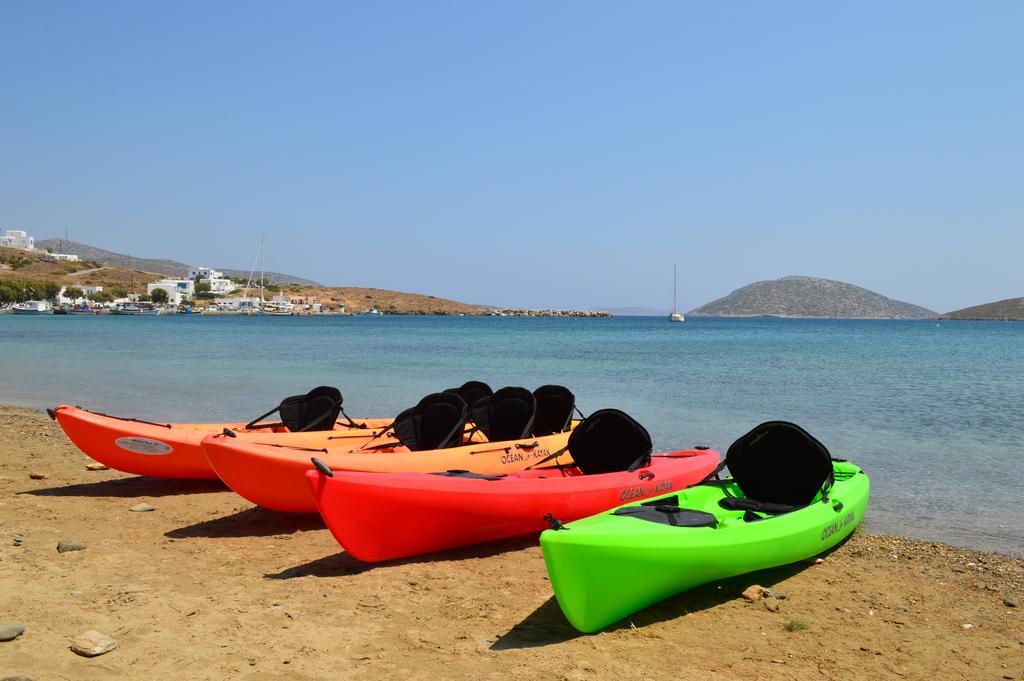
[[515, 441, 540, 450], [311, 457, 334, 477], [468, 446, 512, 455], [638, 471, 655, 480], [222, 428, 237, 438]]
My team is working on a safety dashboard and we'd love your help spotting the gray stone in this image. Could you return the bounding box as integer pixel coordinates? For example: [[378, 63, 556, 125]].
[[2, 676, 36, 681], [85, 462, 108, 471], [763, 589, 787, 600], [56, 540, 86, 553], [0, 623, 25, 642], [1004, 596, 1019, 608], [764, 596, 780, 612], [129, 503, 155, 512], [28, 472, 48, 480], [70, 630, 117, 657]]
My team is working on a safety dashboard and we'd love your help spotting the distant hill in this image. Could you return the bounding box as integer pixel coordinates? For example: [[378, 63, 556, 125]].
[[36, 239, 319, 286], [690, 275, 936, 319], [940, 297, 1024, 321]]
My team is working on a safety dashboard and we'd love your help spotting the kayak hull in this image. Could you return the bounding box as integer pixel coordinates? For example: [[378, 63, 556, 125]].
[[540, 461, 870, 633], [202, 430, 578, 513], [52, 405, 390, 479], [307, 449, 720, 562]]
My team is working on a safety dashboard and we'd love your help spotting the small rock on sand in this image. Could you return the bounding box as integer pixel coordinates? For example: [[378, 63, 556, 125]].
[[764, 596, 780, 612], [1004, 596, 1019, 608], [56, 540, 86, 553], [763, 589, 787, 600], [0, 623, 26, 641], [962, 623, 974, 630], [85, 463, 108, 471], [28, 472, 48, 480], [129, 503, 155, 512], [2, 675, 36, 681], [70, 630, 117, 657], [13, 534, 23, 546], [741, 585, 765, 601]]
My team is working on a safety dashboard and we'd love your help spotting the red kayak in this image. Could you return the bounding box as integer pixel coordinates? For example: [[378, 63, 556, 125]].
[[306, 409, 720, 562]]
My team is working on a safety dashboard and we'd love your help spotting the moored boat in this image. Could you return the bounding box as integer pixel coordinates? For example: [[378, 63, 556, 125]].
[[12, 300, 53, 315]]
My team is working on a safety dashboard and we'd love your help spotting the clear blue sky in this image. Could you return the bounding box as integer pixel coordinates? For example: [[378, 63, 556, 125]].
[[1, 1, 1020, 312]]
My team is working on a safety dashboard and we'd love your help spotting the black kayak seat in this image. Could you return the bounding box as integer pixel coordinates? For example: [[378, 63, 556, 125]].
[[724, 421, 834, 509], [391, 392, 468, 451], [470, 387, 536, 442], [443, 381, 494, 409], [532, 385, 576, 436], [613, 505, 718, 528], [567, 408, 652, 475], [245, 386, 343, 432]]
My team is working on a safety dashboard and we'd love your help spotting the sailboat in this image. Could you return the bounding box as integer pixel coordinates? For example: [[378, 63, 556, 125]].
[[669, 265, 684, 322], [248, 238, 294, 316]]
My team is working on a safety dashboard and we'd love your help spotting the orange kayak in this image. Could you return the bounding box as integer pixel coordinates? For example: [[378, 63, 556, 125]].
[[51, 405, 391, 479], [201, 428, 576, 513]]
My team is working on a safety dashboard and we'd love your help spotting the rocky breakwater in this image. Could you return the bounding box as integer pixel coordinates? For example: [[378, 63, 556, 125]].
[[484, 308, 612, 318]]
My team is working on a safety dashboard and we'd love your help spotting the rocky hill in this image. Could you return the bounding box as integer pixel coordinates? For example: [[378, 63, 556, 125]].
[[690, 275, 936, 319], [940, 297, 1024, 321], [36, 239, 319, 286]]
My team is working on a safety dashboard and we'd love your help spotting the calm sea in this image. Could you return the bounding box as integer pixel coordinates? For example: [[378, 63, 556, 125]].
[[1, 314, 1021, 555]]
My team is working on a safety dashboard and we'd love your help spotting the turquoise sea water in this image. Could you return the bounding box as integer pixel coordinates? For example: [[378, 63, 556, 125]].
[[1, 315, 1021, 555]]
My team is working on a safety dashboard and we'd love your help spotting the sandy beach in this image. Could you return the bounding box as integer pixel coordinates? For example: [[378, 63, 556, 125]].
[[0, 405, 1020, 680]]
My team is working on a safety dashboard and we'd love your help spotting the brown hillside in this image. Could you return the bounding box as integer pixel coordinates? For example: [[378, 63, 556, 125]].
[[940, 296, 1024, 321], [251, 284, 487, 315]]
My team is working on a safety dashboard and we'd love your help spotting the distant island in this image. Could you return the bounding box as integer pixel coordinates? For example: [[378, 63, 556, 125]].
[[689, 275, 937, 319], [940, 297, 1024, 321]]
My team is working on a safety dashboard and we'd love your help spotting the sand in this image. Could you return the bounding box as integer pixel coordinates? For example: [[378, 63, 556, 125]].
[[0, 406, 1021, 680]]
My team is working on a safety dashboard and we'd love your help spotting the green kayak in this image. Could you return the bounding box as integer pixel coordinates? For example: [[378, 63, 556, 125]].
[[540, 421, 870, 633]]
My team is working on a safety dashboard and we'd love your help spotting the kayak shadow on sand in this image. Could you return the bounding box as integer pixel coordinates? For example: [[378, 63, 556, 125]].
[[265, 535, 540, 579], [26, 476, 227, 499], [165, 506, 325, 539], [491, 545, 851, 650]]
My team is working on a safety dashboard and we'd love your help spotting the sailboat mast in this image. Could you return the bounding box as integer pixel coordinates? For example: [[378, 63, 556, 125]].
[[673, 265, 677, 314]]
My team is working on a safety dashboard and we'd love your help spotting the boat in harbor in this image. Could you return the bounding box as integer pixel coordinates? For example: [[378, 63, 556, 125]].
[[669, 265, 684, 323], [110, 303, 142, 315], [12, 300, 53, 315], [256, 300, 294, 316]]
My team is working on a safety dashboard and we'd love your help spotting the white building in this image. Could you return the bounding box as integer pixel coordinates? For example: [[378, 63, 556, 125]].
[[58, 285, 103, 304], [214, 296, 260, 312], [189, 266, 235, 295], [0, 229, 35, 250], [147, 279, 194, 305], [44, 252, 80, 262]]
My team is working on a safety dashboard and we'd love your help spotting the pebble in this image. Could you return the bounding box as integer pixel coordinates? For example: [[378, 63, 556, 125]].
[[28, 472, 48, 480], [962, 623, 974, 630], [764, 596, 780, 612], [85, 463, 108, 471], [763, 589, 787, 600], [0, 623, 26, 642], [129, 503, 155, 512], [56, 540, 86, 553], [741, 585, 765, 601], [1003, 674, 1015, 680], [814, 557, 825, 564], [70, 630, 117, 657], [2, 676, 36, 681], [13, 534, 23, 547], [1004, 596, 1019, 608]]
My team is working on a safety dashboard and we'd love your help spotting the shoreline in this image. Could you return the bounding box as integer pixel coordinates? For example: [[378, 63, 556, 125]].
[[0, 405, 1021, 679]]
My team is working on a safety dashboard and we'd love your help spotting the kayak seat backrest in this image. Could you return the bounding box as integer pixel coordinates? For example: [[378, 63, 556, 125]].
[[391, 392, 468, 451], [443, 380, 494, 409], [725, 421, 834, 507], [568, 409, 652, 475], [278, 386, 343, 432], [470, 387, 536, 442], [532, 384, 576, 437]]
